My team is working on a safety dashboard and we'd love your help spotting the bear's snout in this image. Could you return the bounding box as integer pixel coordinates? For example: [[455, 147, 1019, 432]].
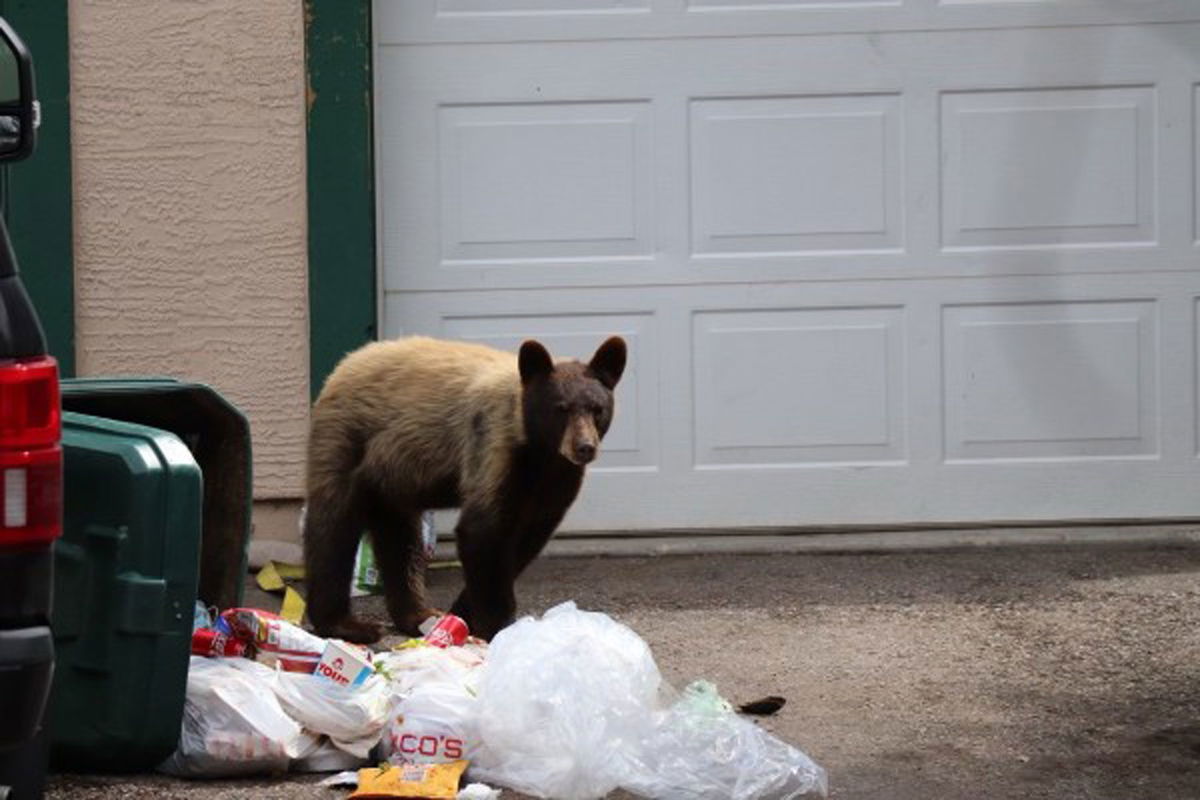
[[561, 415, 601, 466]]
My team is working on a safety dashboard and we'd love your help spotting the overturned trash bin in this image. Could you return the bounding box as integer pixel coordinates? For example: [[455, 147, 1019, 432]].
[[48, 380, 252, 772], [60, 378, 252, 610]]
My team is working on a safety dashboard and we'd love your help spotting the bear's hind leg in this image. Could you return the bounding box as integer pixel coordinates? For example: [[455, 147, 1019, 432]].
[[367, 510, 440, 637], [303, 486, 383, 645]]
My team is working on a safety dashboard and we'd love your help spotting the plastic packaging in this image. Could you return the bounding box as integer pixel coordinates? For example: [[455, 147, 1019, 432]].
[[468, 602, 827, 800], [158, 657, 316, 777], [375, 643, 488, 766], [219, 608, 326, 673], [384, 681, 477, 765], [351, 760, 469, 799], [622, 681, 828, 800], [291, 738, 368, 774], [468, 603, 664, 799], [266, 666, 390, 758]]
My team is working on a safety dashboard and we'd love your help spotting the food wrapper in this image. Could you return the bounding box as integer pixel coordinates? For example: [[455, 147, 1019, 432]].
[[219, 608, 326, 673], [351, 760, 468, 799]]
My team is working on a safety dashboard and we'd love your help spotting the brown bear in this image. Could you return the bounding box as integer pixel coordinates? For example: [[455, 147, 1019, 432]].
[[303, 335, 627, 644]]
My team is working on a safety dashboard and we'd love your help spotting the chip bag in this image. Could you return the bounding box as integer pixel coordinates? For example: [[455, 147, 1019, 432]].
[[350, 760, 469, 799], [218, 608, 327, 673]]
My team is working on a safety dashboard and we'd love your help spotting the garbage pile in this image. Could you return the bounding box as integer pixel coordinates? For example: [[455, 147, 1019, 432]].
[[161, 602, 828, 800]]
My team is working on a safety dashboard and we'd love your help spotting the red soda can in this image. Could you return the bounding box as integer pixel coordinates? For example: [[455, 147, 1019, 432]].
[[192, 627, 249, 658], [424, 614, 469, 648]]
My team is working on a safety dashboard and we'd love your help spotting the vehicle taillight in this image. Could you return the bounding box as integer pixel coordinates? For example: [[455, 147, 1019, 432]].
[[0, 356, 61, 546]]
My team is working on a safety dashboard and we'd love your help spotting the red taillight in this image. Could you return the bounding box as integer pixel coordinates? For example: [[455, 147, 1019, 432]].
[[0, 356, 62, 546]]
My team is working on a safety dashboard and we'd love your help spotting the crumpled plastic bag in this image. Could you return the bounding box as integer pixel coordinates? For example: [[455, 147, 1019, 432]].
[[374, 642, 488, 765], [468, 602, 827, 800], [469, 603, 661, 799], [623, 681, 828, 800], [292, 737, 369, 773], [268, 668, 390, 758], [158, 656, 317, 777], [375, 641, 487, 697]]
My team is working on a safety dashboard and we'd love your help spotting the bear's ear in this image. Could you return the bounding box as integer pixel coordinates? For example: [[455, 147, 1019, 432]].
[[589, 336, 627, 390], [519, 339, 555, 384]]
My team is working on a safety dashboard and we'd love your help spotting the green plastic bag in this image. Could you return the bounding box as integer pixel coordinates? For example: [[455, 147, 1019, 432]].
[[351, 511, 437, 597]]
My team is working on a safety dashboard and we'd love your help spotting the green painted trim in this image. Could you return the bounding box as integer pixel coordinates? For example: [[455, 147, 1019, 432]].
[[3, 0, 73, 375], [305, 0, 377, 400]]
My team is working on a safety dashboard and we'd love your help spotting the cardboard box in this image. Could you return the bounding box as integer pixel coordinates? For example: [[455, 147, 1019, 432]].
[[315, 639, 373, 687]]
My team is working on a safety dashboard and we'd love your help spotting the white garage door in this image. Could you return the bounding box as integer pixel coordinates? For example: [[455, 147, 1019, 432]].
[[374, 2, 1200, 532]]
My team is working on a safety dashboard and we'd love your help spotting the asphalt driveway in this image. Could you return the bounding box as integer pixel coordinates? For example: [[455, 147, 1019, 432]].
[[49, 537, 1200, 799]]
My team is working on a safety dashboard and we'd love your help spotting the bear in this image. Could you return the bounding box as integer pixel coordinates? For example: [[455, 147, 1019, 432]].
[[302, 334, 627, 644]]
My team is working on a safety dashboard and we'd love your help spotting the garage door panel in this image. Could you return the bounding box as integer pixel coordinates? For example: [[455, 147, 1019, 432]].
[[943, 301, 1158, 462], [376, 2, 1200, 45], [691, 94, 903, 255], [379, 26, 1199, 295], [439, 101, 654, 263], [941, 87, 1155, 248], [693, 307, 906, 466], [386, 274, 1200, 529]]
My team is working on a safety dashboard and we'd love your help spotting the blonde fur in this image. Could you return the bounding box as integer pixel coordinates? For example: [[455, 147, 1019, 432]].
[[308, 336, 524, 510]]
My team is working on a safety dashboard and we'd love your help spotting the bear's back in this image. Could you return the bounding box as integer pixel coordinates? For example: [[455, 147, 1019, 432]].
[[315, 336, 520, 435]]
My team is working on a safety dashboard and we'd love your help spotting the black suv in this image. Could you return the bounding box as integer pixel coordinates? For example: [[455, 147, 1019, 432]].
[[0, 16, 61, 800]]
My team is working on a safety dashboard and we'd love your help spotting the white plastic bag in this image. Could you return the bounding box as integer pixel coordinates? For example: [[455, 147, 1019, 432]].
[[375, 643, 488, 765], [469, 602, 827, 800], [291, 737, 369, 773], [268, 669, 390, 758], [158, 657, 316, 777], [375, 641, 487, 698], [383, 680, 479, 764]]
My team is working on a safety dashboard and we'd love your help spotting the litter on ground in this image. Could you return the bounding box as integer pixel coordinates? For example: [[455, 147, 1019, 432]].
[[162, 601, 827, 799]]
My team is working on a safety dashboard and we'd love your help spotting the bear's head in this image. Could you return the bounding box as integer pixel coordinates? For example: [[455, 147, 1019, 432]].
[[518, 336, 627, 466]]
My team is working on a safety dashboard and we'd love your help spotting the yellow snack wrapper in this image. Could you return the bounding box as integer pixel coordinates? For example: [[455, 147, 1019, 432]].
[[350, 760, 469, 799], [279, 585, 306, 625]]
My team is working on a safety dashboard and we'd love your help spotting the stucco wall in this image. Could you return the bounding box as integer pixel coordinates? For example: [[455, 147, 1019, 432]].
[[69, 0, 310, 501]]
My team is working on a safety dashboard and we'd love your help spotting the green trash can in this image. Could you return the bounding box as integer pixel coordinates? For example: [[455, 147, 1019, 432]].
[[49, 412, 202, 771], [48, 380, 253, 771], [60, 378, 252, 611]]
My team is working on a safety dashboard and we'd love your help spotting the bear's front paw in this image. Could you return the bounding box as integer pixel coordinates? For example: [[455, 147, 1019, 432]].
[[318, 616, 384, 645], [395, 607, 445, 638]]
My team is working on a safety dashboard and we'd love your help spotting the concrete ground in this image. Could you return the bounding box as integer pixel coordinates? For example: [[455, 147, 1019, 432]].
[[49, 536, 1200, 799]]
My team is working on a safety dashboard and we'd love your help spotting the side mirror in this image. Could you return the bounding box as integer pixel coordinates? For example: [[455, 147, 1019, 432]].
[[0, 16, 36, 162]]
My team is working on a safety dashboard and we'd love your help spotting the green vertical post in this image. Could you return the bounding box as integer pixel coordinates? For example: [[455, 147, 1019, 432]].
[[2, 0, 74, 375], [305, 0, 377, 400]]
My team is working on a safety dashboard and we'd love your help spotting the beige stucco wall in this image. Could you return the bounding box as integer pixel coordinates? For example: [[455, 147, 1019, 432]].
[[68, 0, 310, 515]]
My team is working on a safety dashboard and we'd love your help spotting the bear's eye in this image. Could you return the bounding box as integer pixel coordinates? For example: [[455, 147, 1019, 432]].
[[555, 401, 569, 413]]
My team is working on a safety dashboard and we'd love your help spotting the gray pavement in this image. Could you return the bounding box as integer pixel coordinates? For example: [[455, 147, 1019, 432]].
[[49, 537, 1200, 799]]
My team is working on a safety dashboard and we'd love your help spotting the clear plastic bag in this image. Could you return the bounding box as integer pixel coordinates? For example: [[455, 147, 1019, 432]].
[[468, 603, 668, 799], [158, 657, 317, 778], [468, 602, 827, 800], [622, 681, 828, 800]]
